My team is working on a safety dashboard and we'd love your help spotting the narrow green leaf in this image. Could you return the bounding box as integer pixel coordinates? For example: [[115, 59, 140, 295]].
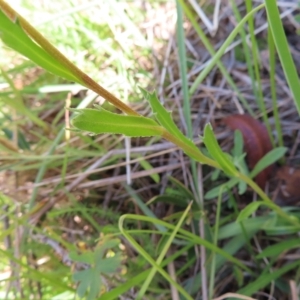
[[238, 261, 300, 296], [139, 159, 160, 183], [250, 147, 287, 178], [73, 269, 92, 298], [256, 238, 300, 259], [237, 201, 263, 222], [138, 203, 193, 299], [168, 176, 195, 201], [265, 1, 300, 115], [141, 89, 199, 152], [204, 178, 239, 200], [218, 216, 274, 240], [0, 11, 78, 83], [203, 123, 238, 176], [71, 107, 163, 137], [233, 130, 244, 157]]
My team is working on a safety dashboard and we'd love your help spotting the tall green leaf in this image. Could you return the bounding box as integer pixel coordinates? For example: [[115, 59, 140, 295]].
[[265, 1, 300, 115], [0, 10, 78, 83]]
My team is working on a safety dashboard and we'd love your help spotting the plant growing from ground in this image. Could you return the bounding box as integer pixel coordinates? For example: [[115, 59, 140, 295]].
[[1, 0, 300, 299]]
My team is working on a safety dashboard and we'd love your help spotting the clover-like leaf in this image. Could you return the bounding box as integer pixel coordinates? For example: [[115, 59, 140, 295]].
[[72, 240, 122, 300]]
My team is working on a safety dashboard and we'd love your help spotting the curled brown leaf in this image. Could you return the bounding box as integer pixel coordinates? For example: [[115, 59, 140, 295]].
[[224, 114, 273, 189], [275, 166, 300, 205]]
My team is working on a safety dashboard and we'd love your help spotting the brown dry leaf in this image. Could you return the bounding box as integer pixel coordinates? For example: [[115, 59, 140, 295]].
[[224, 114, 273, 189], [275, 166, 300, 205]]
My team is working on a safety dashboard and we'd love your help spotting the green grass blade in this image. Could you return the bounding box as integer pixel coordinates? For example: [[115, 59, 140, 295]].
[[245, 0, 274, 145], [119, 215, 193, 300], [209, 186, 223, 299], [138, 203, 192, 299], [120, 214, 252, 273], [100, 244, 194, 300], [256, 238, 300, 258], [230, 0, 256, 104], [268, 28, 284, 150], [176, 1, 192, 139], [187, 3, 265, 96], [178, 0, 254, 115], [175, 0, 199, 202], [238, 260, 300, 296], [265, 0, 300, 115]]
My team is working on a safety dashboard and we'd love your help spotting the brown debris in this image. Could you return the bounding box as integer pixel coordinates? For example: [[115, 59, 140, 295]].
[[274, 165, 300, 206], [224, 114, 274, 189]]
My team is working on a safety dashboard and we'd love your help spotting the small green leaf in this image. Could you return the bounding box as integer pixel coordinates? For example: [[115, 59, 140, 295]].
[[233, 266, 244, 288], [0, 11, 78, 83], [72, 240, 122, 300], [73, 269, 94, 298], [139, 159, 160, 183], [237, 201, 263, 222], [211, 169, 221, 181], [141, 89, 201, 158], [168, 176, 195, 201], [233, 130, 244, 157], [70, 251, 94, 265], [96, 255, 122, 274], [204, 178, 239, 200], [203, 123, 238, 176], [71, 107, 163, 137], [250, 147, 287, 178], [237, 180, 247, 195]]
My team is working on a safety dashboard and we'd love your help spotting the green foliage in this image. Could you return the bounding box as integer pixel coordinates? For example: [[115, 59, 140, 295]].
[[1, 1, 300, 299], [265, 0, 300, 115], [203, 123, 238, 177], [250, 147, 287, 178], [71, 106, 163, 137], [0, 10, 79, 83], [237, 201, 264, 222], [141, 89, 201, 159], [71, 239, 122, 300]]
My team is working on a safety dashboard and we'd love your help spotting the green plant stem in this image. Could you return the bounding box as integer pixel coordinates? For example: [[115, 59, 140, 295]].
[[238, 173, 299, 226], [161, 130, 219, 168], [268, 27, 284, 152], [162, 130, 296, 226], [0, 0, 138, 116], [245, 0, 274, 147]]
